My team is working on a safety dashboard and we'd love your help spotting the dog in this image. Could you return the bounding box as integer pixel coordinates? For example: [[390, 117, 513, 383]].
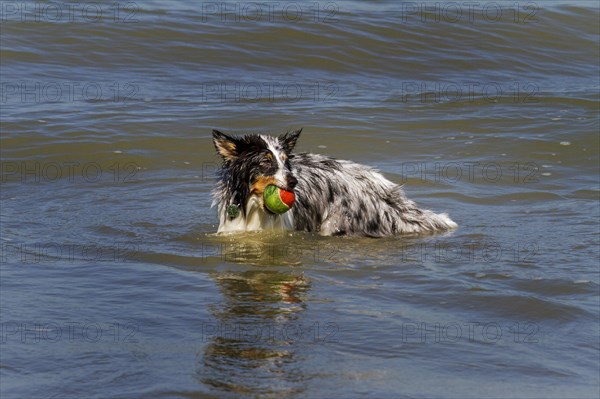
[[212, 128, 457, 237]]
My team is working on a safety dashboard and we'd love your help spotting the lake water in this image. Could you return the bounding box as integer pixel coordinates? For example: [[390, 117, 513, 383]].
[[1, 1, 599, 398]]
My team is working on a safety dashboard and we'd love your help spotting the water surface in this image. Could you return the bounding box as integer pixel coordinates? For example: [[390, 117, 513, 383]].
[[1, 1, 599, 398]]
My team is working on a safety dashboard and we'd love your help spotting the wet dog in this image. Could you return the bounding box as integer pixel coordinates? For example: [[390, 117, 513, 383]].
[[212, 129, 457, 236]]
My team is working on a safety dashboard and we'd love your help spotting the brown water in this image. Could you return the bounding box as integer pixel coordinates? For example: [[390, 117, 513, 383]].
[[1, 1, 599, 398]]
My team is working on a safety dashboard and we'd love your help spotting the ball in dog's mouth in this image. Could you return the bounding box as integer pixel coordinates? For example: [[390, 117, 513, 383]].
[[263, 184, 295, 214]]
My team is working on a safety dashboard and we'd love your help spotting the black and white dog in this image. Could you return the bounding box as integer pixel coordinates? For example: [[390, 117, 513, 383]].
[[212, 129, 457, 237]]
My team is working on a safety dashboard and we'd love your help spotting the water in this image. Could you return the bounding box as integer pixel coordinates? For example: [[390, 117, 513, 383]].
[[1, 1, 599, 398]]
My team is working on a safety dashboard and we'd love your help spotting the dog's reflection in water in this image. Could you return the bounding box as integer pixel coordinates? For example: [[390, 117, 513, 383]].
[[199, 269, 311, 397]]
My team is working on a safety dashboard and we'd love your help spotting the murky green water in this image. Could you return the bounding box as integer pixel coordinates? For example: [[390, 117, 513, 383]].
[[1, 1, 599, 398]]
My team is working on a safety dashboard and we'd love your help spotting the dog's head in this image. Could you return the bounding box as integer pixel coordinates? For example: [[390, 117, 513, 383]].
[[212, 129, 301, 212]]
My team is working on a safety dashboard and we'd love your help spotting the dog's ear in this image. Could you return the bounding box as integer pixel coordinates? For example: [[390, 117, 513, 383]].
[[213, 129, 239, 162], [279, 128, 302, 153]]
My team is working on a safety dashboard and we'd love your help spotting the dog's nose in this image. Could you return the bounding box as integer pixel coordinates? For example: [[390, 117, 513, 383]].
[[287, 176, 298, 189]]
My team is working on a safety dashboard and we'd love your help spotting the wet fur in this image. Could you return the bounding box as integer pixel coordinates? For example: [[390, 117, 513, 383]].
[[212, 129, 457, 237]]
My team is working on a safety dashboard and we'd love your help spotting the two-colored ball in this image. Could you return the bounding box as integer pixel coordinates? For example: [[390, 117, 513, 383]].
[[263, 184, 295, 214]]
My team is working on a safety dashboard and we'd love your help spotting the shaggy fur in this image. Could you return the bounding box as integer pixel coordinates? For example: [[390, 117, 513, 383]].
[[212, 129, 457, 237]]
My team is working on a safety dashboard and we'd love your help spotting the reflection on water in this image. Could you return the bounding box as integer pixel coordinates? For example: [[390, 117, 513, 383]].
[[200, 269, 310, 397]]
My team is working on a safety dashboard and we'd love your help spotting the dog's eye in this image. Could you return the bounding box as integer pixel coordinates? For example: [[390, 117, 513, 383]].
[[260, 153, 273, 167]]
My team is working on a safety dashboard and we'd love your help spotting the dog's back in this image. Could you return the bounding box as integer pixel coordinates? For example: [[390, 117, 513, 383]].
[[289, 153, 457, 236]]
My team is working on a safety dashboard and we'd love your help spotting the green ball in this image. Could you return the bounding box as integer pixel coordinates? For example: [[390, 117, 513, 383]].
[[264, 184, 295, 214]]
